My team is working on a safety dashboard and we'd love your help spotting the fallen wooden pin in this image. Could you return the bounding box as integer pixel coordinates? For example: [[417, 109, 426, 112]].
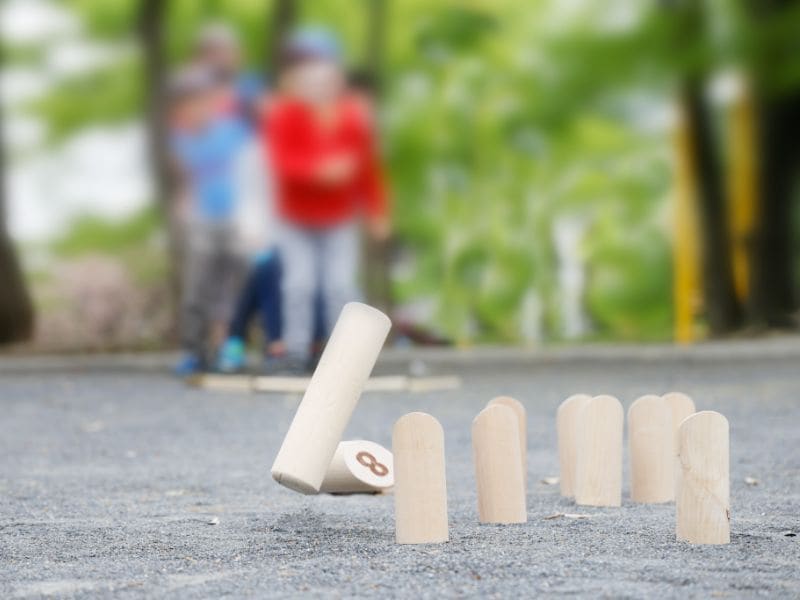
[[189, 373, 461, 394], [319, 440, 394, 494], [271, 302, 391, 494]]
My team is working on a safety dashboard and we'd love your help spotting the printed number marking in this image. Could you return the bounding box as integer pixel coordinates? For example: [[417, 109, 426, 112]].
[[356, 451, 389, 477]]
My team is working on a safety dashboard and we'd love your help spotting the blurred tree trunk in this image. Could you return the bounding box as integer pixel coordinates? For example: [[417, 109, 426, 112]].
[[268, 0, 297, 76], [138, 0, 181, 338], [746, 0, 800, 328], [0, 54, 35, 344], [667, 0, 742, 335], [680, 81, 743, 334], [365, 0, 387, 94], [362, 0, 394, 316], [748, 94, 800, 327]]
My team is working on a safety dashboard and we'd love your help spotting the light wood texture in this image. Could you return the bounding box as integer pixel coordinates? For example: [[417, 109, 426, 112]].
[[676, 411, 730, 544], [407, 375, 462, 393], [189, 374, 254, 392], [472, 405, 527, 524], [628, 395, 674, 503], [271, 303, 391, 494], [250, 375, 460, 394], [662, 392, 696, 444], [252, 376, 308, 393], [557, 393, 592, 497], [663, 391, 697, 502], [393, 412, 449, 544], [574, 395, 623, 507], [319, 440, 394, 494], [487, 396, 527, 489]]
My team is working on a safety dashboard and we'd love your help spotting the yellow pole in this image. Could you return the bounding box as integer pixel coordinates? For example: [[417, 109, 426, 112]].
[[727, 83, 758, 302], [673, 104, 702, 344]]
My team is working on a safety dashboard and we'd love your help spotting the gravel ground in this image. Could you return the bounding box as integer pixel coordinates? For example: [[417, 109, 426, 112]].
[[1, 350, 799, 598]]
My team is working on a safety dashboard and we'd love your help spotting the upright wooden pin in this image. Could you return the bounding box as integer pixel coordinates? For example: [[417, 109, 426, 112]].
[[319, 440, 394, 494], [557, 394, 592, 498], [663, 391, 697, 501], [271, 303, 391, 494], [676, 411, 730, 544], [628, 395, 674, 503], [662, 392, 696, 443], [487, 396, 527, 489], [472, 404, 527, 524], [574, 395, 623, 507], [393, 412, 449, 544]]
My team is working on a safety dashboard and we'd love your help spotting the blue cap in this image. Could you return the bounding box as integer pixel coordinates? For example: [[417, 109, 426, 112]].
[[281, 26, 342, 64]]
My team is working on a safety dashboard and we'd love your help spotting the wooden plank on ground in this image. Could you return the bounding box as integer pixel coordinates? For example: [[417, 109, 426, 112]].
[[192, 374, 461, 394]]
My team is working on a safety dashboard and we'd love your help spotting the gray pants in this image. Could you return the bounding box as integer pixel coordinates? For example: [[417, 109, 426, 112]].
[[181, 222, 246, 356], [279, 221, 360, 360]]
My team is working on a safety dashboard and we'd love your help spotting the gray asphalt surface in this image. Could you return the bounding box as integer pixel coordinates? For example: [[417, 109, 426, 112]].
[[1, 350, 799, 598]]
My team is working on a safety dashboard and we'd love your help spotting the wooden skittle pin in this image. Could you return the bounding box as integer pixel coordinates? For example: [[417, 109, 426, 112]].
[[472, 404, 527, 524], [676, 411, 730, 544], [662, 392, 696, 444], [393, 412, 449, 544], [557, 394, 592, 498], [271, 303, 391, 494], [574, 395, 623, 507], [319, 440, 394, 494], [487, 396, 527, 489], [663, 391, 697, 501], [628, 395, 674, 503]]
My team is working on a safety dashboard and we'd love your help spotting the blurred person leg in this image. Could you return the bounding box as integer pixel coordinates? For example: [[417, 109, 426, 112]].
[[308, 288, 327, 368], [276, 224, 316, 372], [256, 249, 286, 358], [217, 260, 261, 373], [176, 225, 216, 375], [209, 226, 247, 354], [319, 221, 361, 336]]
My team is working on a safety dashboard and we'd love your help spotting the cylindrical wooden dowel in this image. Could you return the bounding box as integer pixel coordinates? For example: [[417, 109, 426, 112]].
[[676, 411, 730, 545], [574, 395, 623, 507], [662, 392, 696, 445], [663, 391, 696, 503], [472, 404, 527, 524], [628, 395, 674, 503], [393, 412, 449, 544], [271, 303, 391, 494], [319, 440, 394, 494], [487, 396, 527, 490], [557, 393, 592, 498]]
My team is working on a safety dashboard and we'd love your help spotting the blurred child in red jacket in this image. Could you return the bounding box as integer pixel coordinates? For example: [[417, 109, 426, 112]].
[[262, 27, 389, 372]]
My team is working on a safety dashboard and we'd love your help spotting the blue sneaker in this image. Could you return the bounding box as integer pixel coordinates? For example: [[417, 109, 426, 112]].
[[174, 352, 203, 377], [217, 337, 246, 373]]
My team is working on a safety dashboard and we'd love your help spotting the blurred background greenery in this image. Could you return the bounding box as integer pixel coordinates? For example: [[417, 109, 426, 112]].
[[2, 0, 799, 351]]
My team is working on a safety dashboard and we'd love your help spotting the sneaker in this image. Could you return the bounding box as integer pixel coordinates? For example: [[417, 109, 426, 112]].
[[174, 352, 203, 377], [217, 337, 246, 373]]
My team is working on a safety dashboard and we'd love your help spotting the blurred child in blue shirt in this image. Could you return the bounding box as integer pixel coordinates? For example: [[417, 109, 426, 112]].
[[169, 66, 249, 374]]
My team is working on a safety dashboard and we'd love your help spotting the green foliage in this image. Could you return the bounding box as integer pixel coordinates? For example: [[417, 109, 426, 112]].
[[52, 206, 160, 257], [19, 0, 750, 343], [49, 206, 167, 285], [27, 59, 142, 142]]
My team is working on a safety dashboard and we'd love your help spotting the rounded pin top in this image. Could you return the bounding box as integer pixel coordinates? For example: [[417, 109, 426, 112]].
[[341, 301, 392, 328], [558, 393, 592, 414], [627, 394, 667, 417], [393, 411, 444, 441]]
